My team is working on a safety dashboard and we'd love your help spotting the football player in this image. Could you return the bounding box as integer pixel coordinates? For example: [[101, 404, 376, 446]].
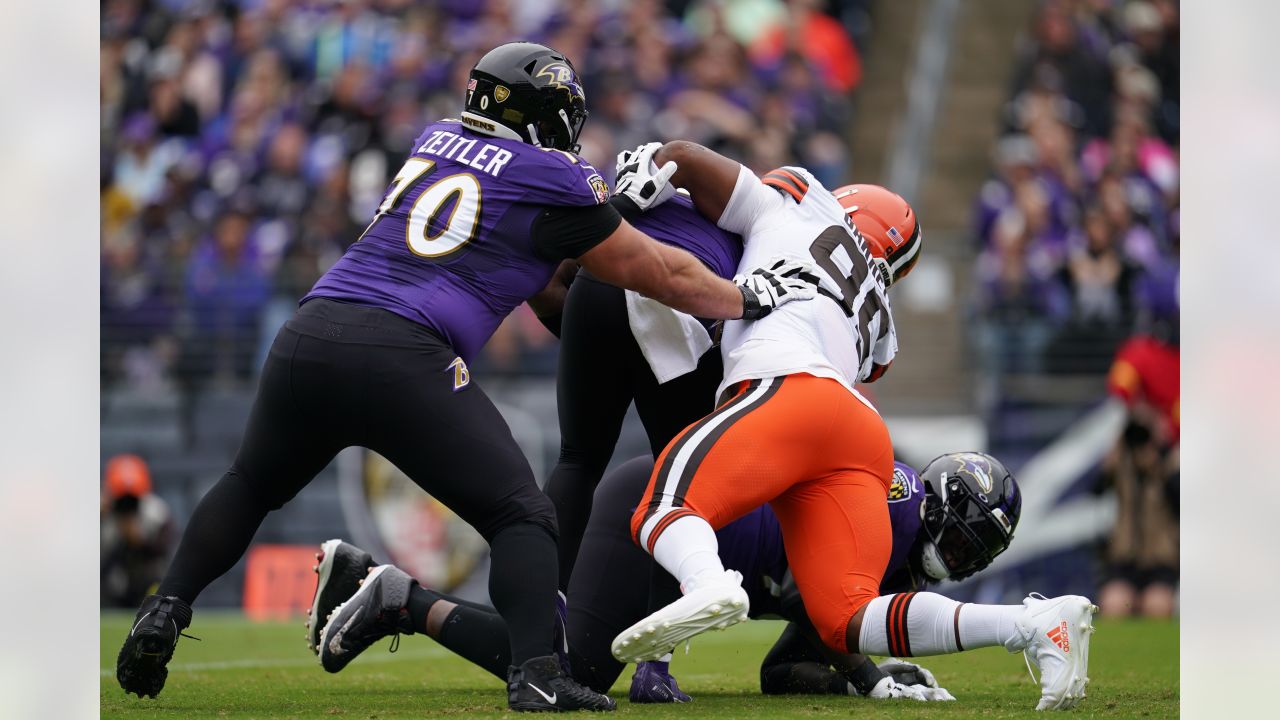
[[543, 156, 923, 591], [543, 188, 743, 589], [303, 451, 1020, 705], [114, 43, 818, 712], [610, 142, 1098, 711]]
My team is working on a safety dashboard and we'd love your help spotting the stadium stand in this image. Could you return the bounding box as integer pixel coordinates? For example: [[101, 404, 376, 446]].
[[101, 0, 872, 392]]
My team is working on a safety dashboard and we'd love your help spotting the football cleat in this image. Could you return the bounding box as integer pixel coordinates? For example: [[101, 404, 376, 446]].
[[508, 655, 617, 712], [629, 660, 691, 703], [318, 564, 415, 673], [116, 594, 194, 698], [611, 570, 749, 663], [1007, 593, 1098, 711], [306, 539, 375, 655]]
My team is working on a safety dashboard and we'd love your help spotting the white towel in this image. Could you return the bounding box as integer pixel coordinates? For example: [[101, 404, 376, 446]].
[[624, 290, 714, 384]]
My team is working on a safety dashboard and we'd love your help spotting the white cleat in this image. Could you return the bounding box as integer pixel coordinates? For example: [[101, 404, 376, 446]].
[[611, 570, 749, 663], [1009, 593, 1098, 711]]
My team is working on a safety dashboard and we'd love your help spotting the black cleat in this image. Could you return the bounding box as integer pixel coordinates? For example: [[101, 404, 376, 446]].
[[508, 655, 617, 712], [318, 564, 415, 673], [306, 539, 375, 655], [116, 594, 193, 698]]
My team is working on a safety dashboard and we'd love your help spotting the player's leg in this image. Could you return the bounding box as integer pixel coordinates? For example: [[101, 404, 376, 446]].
[[849, 590, 1098, 710], [316, 558, 517, 679], [117, 321, 345, 698], [760, 622, 851, 695], [616, 375, 832, 661], [358, 342, 614, 711], [631, 334, 723, 456], [544, 273, 639, 588], [563, 456, 665, 693]]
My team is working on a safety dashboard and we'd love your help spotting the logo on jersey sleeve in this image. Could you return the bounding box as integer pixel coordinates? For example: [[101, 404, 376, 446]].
[[888, 466, 917, 502], [587, 174, 610, 205]]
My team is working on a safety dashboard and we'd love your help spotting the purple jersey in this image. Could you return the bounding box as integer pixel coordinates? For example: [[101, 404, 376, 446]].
[[305, 119, 610, 361], [630, 194, 742, 280], [719, 461, 927, 616]]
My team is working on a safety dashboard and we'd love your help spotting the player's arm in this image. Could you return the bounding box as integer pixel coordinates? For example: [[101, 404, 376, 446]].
[[525, 260, 578, 338], [651, 140, 744, 223], [578, 219, 749, 319], [778, 576, 951, 700], [618, 140, 786, 236], [531, 202, 812, 321]]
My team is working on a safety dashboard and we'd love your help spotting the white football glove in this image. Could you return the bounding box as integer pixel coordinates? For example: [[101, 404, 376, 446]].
[[874, 660, 956, 701], [866, 675, 954, 702], [614, 142, 678, 211], [734, 257, 820, 320]]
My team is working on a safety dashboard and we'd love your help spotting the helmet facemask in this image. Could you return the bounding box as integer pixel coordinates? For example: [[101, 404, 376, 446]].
[[920, 472, 1017, 581]]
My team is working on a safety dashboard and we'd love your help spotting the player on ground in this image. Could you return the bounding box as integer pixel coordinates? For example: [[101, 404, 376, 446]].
[[114, 43, 817, 713], [304, 452, 1019, 704], [610, 141, 1098, 711]]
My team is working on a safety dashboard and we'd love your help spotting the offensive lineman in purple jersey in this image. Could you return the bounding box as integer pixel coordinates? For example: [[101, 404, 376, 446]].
[[114, 41, 819, 712], [301, 452, 1020, 703]]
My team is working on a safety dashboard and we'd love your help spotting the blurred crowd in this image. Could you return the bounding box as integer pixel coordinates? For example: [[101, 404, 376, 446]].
[[971, 0, 1179, 377], [101, 0, 870, 390], [969, 0, 1180, 615]]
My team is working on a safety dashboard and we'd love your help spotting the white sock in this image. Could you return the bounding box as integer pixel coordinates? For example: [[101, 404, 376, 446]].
[[857, 592, 1026, 656], [650, 515, 725, 593]]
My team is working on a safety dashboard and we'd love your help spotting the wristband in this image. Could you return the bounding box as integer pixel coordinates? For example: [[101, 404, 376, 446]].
[[845, 656, 889, 696], [739, 285, 764, 320]]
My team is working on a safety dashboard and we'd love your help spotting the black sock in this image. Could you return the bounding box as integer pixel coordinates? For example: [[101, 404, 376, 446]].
[[156, 469, 270, 603], [435, 603, 512, 680], [487, 522, 559, 666], [406, 584, 440, 635]]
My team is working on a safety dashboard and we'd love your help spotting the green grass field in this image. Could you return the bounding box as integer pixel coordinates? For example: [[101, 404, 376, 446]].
[[101, 612, 1177, 719]]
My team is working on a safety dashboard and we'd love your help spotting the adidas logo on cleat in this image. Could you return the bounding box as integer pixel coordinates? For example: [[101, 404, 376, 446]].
[[1046, 621, 1070, 652]]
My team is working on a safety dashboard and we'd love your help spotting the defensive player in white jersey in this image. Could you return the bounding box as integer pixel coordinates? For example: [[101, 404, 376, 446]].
[[608, 141, 1099, 711]]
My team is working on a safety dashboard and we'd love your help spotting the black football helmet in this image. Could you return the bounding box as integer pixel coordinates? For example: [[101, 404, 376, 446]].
[[461, 42, 588, 153], [918, 452, 1021, 581]]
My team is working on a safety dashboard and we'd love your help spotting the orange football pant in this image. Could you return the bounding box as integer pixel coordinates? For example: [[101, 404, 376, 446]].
[[630, 373, 894, 653]]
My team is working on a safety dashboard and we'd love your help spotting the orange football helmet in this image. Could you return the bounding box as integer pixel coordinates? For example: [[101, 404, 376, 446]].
[[832, 184, 922, 286], [105, 454, 152, 499]]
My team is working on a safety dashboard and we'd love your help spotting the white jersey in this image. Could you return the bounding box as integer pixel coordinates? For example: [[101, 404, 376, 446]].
[[715, 165, 897, 402]]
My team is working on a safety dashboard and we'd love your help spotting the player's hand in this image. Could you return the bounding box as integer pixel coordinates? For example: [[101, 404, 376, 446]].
[[865, 675, 953, 702], [877, 658, 944, 690], [734, 257, 820, 320], [615, 142, 678, 211]]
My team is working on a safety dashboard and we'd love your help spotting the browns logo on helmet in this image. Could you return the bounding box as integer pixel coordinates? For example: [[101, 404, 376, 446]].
[[832, 184, 922, 287]]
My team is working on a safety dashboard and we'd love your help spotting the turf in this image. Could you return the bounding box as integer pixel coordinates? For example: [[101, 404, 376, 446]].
[[101, 611, 1177, 719]]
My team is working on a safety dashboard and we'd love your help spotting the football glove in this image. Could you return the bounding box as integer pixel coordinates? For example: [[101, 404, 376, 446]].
[[735, 257, 820, 320], [865, 675, 954, 702], [614, 142, 678, 211], [878, 658, 939, 688]]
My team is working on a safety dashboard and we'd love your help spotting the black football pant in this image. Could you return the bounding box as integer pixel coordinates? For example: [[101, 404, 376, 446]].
[[545, 272, 722, 588], [156, 299, 559, 665], [410, 456, 845, 695], [415, 455, 674, 692]]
